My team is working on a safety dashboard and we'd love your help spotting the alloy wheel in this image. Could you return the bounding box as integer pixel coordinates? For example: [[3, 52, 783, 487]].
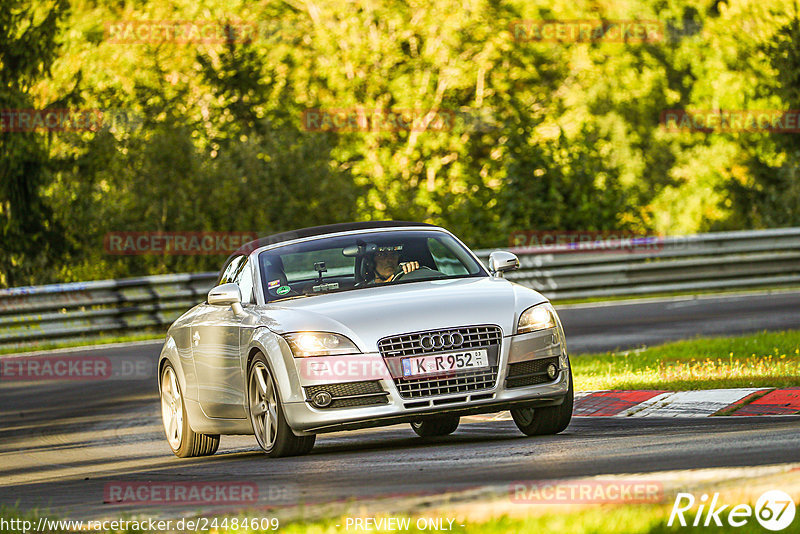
[[249, 361, 279, 451], [160, 366, 183, 450]]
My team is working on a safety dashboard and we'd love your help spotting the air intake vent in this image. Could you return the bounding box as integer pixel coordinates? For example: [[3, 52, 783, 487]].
[[304, 380, 388, 409], [505, 356, 560, 388]]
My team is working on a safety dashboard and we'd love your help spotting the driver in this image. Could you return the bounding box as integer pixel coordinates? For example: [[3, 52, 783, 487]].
[[371, 245, 420, 284]]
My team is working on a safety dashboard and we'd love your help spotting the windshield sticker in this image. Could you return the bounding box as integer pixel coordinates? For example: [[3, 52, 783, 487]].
[[276, 285, 291, 295], [267, 279, 281, 289]]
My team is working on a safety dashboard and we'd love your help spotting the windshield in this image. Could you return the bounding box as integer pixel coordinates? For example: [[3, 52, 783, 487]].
[[258, 230, 486, 302]]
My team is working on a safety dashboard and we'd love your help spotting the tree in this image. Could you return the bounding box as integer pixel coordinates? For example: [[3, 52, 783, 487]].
[[0, 0, 73, 287], [720, 14, 800, 228]]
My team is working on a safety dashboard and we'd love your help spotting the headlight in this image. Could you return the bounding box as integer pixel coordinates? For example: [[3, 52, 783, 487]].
[[282, 332, 360, 357], [517, 302, 558, 334]]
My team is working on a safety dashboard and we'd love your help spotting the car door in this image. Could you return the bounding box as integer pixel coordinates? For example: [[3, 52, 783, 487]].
[[190, 255, 249, 419]]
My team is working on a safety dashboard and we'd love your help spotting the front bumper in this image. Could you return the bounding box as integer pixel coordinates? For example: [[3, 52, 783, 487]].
[[284, 326, 569, 434]]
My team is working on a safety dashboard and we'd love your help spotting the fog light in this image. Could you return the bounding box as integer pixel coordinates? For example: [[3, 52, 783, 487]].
[[546, 363, 558, 380], [311, 391, 332, 408]]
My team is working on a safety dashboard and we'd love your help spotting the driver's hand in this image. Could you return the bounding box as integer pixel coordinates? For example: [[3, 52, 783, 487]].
[[400, 261, 420, 274]]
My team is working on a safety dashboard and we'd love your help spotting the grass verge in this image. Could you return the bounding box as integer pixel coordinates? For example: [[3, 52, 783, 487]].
[[551, 285, 800, 306], [0, 503, 778, 533], [572, 329, 800, 391], [0, 331, 165, 356], [276, 506, 675, 534], [277, 505, 784, 534]]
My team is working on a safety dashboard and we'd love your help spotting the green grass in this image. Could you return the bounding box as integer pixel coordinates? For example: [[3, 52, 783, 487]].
[[552, 285, 800, 306], [0, 503, 779, 534], [572, 329, 800, 391], [0, 331, 165, 355], [274, 505, 783, 534], [275, 507, 669, 534]]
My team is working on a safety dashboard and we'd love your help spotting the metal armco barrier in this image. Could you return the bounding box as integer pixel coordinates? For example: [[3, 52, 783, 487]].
[[493, 227, 800, 300], [0, 273, 216, 348], [1, 227, 799, 349]]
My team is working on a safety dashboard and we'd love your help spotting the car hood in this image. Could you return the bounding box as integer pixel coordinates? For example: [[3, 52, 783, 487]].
[[248, 277, 546, 352]]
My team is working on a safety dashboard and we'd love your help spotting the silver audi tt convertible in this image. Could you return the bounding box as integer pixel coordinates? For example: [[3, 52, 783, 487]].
[[158, 221, 572, 458]]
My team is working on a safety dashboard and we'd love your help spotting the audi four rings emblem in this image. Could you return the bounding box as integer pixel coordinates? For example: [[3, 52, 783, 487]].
[[419, 332, 465, 351]]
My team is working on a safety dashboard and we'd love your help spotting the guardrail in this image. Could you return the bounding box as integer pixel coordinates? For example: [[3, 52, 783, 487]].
[[0, 273, 217, 349], [2, 227, 799, 349], [491, 227, 800, 300]]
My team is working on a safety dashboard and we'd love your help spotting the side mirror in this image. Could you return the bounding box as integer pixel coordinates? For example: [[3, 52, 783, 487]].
[[208, 283, 242, 306], [488, 251, 520, 278]]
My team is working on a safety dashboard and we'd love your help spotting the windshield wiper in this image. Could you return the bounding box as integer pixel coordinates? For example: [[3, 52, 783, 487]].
[[268, 294, 311, 303]]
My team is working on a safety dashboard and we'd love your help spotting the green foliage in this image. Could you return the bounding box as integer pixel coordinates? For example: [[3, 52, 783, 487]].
[[0, 0, 72, 287], [1, 0, 798, 286], [718, 14, 800, 229]]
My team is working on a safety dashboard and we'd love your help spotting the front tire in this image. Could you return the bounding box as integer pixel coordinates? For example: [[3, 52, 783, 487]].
[[248, 354, 315, 457], [511, 367, 574, 436], [160, 363, 219, 458], [410, 415, 460, 438]]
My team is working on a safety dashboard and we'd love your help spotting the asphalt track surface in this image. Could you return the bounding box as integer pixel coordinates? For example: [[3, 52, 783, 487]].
[[2, 291, 799, 521], [559, 289, 800, 353]]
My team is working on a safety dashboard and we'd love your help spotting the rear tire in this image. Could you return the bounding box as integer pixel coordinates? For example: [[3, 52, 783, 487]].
[[511, 367, 573, 436], [410, 415, 460, 437], [160, 362, 220, 458], [248, 354, 315, 457]]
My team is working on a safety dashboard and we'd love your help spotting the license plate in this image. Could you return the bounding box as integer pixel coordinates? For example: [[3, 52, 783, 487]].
[[401, 349, 489, 378]]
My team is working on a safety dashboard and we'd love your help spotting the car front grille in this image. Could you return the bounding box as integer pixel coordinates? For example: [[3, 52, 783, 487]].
[[393, 367, 498, 399], [378, 325, 502, 399], [378, 324, 502, 358], [505, 356, 560, 388]]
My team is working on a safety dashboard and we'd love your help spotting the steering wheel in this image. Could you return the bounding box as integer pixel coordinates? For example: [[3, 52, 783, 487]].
[[390, 265, 437, 282]]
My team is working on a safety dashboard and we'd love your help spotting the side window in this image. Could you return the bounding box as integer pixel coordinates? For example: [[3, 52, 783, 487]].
[[218, 255, 245, 285], [427, 238, 469, 276], [234, 257, 255, 305]]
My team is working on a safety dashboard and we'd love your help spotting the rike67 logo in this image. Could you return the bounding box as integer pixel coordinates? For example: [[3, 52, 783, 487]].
[[669, 490, 796, 531]]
